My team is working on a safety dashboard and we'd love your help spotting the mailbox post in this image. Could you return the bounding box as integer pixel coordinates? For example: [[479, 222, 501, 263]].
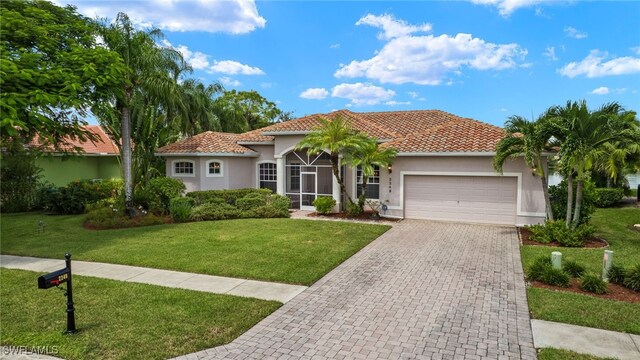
[[37, 253, 76, 334]]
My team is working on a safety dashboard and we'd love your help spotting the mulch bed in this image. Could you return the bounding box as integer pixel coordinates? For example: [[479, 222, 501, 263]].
[[519, 227, 608, 248], [531, 279, 640, 304], [308, 211, 401, 222]]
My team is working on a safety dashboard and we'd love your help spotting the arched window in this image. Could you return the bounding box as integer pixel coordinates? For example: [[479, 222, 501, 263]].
[[172, 160, 195, 177], [258, 162, 277, 193], [206, 160, 223, 177]]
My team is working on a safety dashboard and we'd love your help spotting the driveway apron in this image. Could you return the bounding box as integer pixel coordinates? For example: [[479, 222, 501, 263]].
[[175, 220, 536, 360]]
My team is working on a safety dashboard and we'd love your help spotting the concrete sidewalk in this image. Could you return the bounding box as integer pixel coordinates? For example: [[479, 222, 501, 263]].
[[0, 255, 306, 303], [532, 319, 640, 360]]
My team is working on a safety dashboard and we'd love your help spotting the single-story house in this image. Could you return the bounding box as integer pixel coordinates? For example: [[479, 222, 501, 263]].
[[31, 126, 121, 186], [156, 109, 547, 225]]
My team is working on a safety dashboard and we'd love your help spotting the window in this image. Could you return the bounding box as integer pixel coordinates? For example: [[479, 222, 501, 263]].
[[356, 165, 380, 199], [259, 162, 277, 193], [173, 160, 194, 177], [206, 160, 223, 177]]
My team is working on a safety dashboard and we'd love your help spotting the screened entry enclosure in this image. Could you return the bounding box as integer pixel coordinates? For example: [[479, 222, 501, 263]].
[[285, 151, 334, 210]]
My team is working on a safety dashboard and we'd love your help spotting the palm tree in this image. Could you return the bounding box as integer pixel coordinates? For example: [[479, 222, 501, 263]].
[[546, 100, 636, 228], [493, 115, 555, 221], [98, 13, 183, 211], [344, 138, 397, 209], [295, 116, 367, 206], [591, 111, 640, 187]]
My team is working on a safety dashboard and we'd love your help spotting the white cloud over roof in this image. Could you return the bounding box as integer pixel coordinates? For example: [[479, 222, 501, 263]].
[[331, 83, 395, 106]]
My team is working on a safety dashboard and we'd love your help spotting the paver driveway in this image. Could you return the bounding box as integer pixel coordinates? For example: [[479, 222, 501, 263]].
[[176, 220, 536, 360]]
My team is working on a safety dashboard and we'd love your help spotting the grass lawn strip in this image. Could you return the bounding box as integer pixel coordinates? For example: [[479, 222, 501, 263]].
[[0, 269, 281, 360], [0, 215, 390, 286], [537, 348, 616, 360]]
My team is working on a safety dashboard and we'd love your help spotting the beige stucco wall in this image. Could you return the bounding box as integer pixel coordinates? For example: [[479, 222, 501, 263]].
[[165, 156, 255, 192], [165, 157, 200, 193], [376, 155, 546, 225], [274, 135, 306, 157]]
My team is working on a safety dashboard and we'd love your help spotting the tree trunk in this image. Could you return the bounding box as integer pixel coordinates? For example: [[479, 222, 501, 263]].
[[358, 175, 368, 209], [565, 173, 573, 228], [540, 176, 554, 221], [331, 155, 353, 205], [121, 106, 133, 214], [607, 177, 612, 188], [572, 179, 584, 229]]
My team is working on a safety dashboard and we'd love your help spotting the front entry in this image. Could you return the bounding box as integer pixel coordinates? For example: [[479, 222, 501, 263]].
[[285, 150, 333, 210]]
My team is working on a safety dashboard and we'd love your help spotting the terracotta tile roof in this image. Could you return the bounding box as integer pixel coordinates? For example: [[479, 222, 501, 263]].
[[157, 109, 505, 155], [156, 131, 256, 154], [29, 125, 119, 154], [380, 118, 505, 153]]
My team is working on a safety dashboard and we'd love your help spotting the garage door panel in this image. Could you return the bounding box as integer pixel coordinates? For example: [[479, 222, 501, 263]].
[[404, 175, 517, 225]]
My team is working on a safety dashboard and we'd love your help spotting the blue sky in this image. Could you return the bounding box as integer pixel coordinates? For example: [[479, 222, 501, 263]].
[[60, 0, 640, 127]]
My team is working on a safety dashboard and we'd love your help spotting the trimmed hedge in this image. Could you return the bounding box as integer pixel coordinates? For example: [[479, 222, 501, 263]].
[[42, 179, 123, 215], [187, 188, 272, 205], [526, 220, 595, 247], [594, 188, 624, 208]]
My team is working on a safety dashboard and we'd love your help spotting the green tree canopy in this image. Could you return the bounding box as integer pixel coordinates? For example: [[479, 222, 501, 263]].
[[214, 90, 292, 133], [0, 0, 125, 149]]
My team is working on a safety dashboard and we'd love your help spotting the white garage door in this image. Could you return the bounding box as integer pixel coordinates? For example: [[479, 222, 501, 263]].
[[404, 175, 517, 225]]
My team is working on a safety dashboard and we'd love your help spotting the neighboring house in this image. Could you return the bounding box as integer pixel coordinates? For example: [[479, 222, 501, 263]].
[[156, 109, 547, 225], [31, 126, 121, 186]]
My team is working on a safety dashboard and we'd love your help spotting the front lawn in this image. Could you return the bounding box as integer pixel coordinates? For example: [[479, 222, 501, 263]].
[[0, 269, 280, 360], [538, 348, 614, 360], [0, 214, 389, 285], [522, 207, 640, 334]]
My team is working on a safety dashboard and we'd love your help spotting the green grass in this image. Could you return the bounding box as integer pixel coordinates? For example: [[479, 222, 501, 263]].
[[528, 287, 640, 334], [0, 269, 280, 360], [522, 208, 640, 334], [0, 214, 389, 285], [538, 348, 614, 360]]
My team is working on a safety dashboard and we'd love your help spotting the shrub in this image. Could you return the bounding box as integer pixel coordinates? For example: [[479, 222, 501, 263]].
[[527, 220, 593, 247], [313, 196, 336, 214], [187, 188, 271, 206], [541, 267, 571, 287], [593, 188, 624, 208], [563, 260, 586, 278], [236, 192, 267, 211], [190, 203, 242, 221], [85, 205, 167, 229], [607, 264, 627, 285], [549, 178, 596, 225], [144, 177, 186, 214], [43, 180, 121, 215], [623, 264, 640, 292], [580, 273, 608, 294], [528, 256, 552, 281], [138, 214, 166, 227], [346, 202, 363, 217], [169, 197, 194, 223], [0, 142, 42, 213], [251, 205, 287, 218], [528, 256, 570, 287]]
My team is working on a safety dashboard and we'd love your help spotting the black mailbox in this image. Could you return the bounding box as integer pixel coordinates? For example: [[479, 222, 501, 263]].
[[38, 268, 70, 289]]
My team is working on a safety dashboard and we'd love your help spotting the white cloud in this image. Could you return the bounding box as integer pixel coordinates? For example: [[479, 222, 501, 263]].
[[408, 91, 419, 99], [558, 50, 640, 78], [470, 0, 548, 17], [335, 15, 527, 85], [590, 87, 626, 95], [385, 100, 411, 106], [330, 43, 341, 49], [58, 0, 266, 33], [300, 88, 329, 100], [590, 87, 609, 95], [631, 46, 640, 55], [543, 46, 558, 61], [356, 14, 431, 40], [219, 77, 241, 87], [161, 41, 263, 76], [564, 26, 588, 39], [208, 60, 265, 75], [331, 83, 396, 106], [500, 108, 508, 112]]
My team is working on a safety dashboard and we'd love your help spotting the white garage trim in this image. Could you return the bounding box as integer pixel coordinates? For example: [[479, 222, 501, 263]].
[[399, 171, 546, 218]]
